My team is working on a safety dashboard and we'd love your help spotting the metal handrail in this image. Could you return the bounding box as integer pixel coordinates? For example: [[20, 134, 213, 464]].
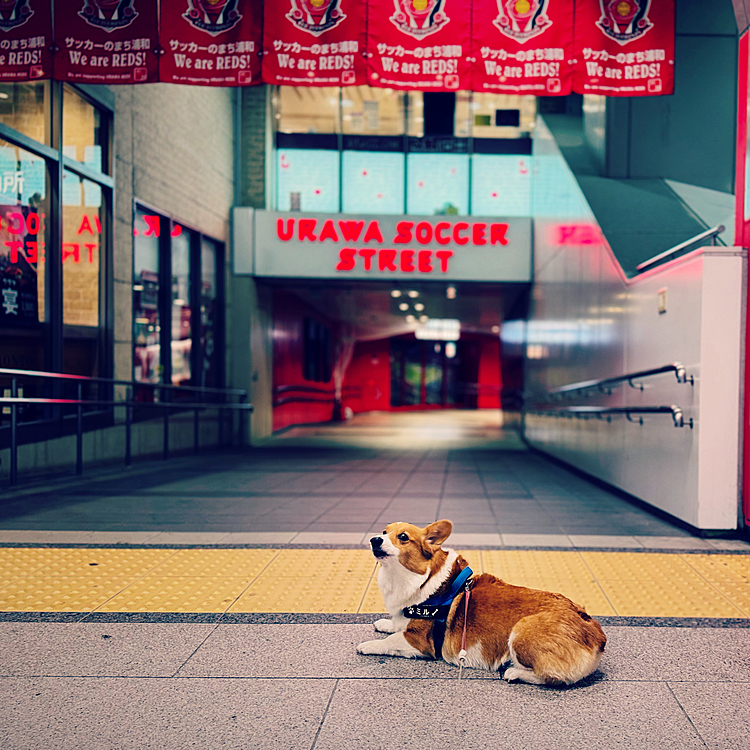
[[531, 405, 690, 429], [0, 368, 252, 487], [548, 362, 691, 397], [635, 225, 725, 273]]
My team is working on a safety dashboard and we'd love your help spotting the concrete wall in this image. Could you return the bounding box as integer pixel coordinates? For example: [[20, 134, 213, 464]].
[[522, 119, 746, 532]]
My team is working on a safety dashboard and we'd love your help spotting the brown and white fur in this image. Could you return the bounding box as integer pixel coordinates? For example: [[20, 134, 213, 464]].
[[357, 520, 606, 686]]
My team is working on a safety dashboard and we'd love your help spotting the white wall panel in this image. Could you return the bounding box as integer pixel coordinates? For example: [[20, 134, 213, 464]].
[[523, 118, 745, 531]]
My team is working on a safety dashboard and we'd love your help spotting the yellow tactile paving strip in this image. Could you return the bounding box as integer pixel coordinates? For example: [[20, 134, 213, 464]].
[[0, 547, 748, 617]]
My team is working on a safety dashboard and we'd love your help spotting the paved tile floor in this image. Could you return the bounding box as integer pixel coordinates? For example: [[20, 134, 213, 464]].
[[0, 411, 748, 749]]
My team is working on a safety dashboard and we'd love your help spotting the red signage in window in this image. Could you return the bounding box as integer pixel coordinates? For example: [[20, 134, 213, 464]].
[[472, 0, 573, 96], [366, 0, 471, 92], [159, 0, 262, 86], [53, 0, 159, 84], [572, 0, 674, 97], [262, 0, 366, 86], [0, 0, 52, 81]]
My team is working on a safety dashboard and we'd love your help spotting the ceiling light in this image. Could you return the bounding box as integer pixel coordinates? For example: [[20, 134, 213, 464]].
[[414, 319, 461, 341], [407, 290, 419, 298], [446, 286, 456, 299], [414, 303, 424, 312], [405, 315, 416, 323], [491, 325, 500, 334], [419, 315, 429, 323], [399, 302, 409, 311], [390, 290, 402, 298]]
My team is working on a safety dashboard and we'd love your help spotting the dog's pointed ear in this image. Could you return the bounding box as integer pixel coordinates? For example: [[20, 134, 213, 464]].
[[424, 520, 452, 548]]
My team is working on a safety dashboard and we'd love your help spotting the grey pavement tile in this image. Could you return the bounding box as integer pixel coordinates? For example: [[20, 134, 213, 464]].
[[141, 532, 233, 544], [569, 535, 644, 548], [291, 532, 366, 545], [706, 538, 750, 551], [0, 676, 335, 750], [669, 682, 750, 750], [179, 624, 495, 679], [601, 627, 750, 683], [445, 533, 503, 546], [314, 680, 706, 750], [0, 623, 216, 677], [634, 536, 714, 549], [216, 532, 296, 544], [501, 533, 573, 547]]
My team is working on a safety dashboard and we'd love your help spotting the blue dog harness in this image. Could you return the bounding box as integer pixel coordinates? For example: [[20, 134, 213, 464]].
[[403, 566, 473, 659]]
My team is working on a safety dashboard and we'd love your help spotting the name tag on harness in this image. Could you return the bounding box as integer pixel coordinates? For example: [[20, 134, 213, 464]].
[[403, 604, 443, 619]]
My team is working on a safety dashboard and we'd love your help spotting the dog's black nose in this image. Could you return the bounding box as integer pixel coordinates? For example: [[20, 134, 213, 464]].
[[370, 536, 383, 548]]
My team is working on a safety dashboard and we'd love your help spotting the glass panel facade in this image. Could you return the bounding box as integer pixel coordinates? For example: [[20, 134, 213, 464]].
[[200, 237, 219, 388], [171, 227, 191, 386], [342, 151, 404, 214], [0, 82, 49, 144], [133, 208, 161, 385], [470, 93, 536, 138], [63, 86, 106, 174], [277, 86, 340, 134], [471, 154, 532, 216], [0, 139, 48, 370], [276, 148, 339, 212], [342, 86, 406, 135], [406, 153, 469, 215]]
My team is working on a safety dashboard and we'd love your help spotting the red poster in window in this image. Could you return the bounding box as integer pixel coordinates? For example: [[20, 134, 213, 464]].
[[573, 0, 674, 97], [53, 0, 159, 84], [262, 0, 366, 86], [159, 0, 262, 86], [472, 0, 573, 96], [0, 0, 52, 81], [366, 0, 471, 91]]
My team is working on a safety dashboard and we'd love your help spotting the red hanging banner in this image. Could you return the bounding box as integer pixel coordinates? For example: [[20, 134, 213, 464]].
[[472, 0, 573, 96], [366, 0, 471, 92], [53, 0, 159, 84], [159, 0, 262, 86], [0, 1, 52, 82], [262, 1, 366, 87], [573, 0, 674, 97]]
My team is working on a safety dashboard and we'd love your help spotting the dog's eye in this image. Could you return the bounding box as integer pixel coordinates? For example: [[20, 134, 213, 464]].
[[397, 533, 409, 542]]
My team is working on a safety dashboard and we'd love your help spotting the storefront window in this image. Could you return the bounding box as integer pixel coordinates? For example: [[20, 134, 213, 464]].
[[63, 86, 106, 174], [200, 238, 220, 388], [0, 82, 49, 145], [342, 86, 406, 135], [0, 139, 48, 370], [171, 227, 191, 386], [470, 93, 536, 139], [133, 208, 160, 384], [276, 148, 340, 212]]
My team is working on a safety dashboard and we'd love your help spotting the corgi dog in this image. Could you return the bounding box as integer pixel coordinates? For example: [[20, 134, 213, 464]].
[[357, 519, 606, 686]]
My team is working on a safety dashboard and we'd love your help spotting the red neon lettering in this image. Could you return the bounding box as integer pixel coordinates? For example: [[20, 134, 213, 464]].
[[62, 242, 80, 263], [490, 223, 509, 246], [26, 213, 40, 235], [434, 222, 451, 245], [379, 249, 397, 271], [4, 240, 21, 263], [298, 219, 317, 241], [143, 215, 160, 238], [277, 218, 294, 241], [415, 222, 433, 245], [318, 219, 339, 243], [472, 223, 487, 245], [7, 212, 23, 235], [393, 221, 413, 244], [171, 223, 182, 237], [359, 248, 376, 271], [77, 215, 95, 235], [400, 250, 415, 272], [338, 220, 364, 242], [336, 248, 356, 271], [85, 243, 97, 263], [363, 221, 384, 243], [452, 222, 469, 245], [95, 215, 101, 234], [436, 250, 454, 272], [418, 250, 433, 273], [25, 242, 38, 263]]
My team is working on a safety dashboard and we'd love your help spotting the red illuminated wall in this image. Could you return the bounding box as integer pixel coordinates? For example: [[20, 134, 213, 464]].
[[343, 339, 391, 414], [476, 335, 502, 409], [272, 289, 335, 432]]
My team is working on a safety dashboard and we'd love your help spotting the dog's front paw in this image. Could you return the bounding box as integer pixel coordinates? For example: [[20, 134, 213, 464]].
[[373, 618, 395, 633], [357, 639, 385, 655]]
